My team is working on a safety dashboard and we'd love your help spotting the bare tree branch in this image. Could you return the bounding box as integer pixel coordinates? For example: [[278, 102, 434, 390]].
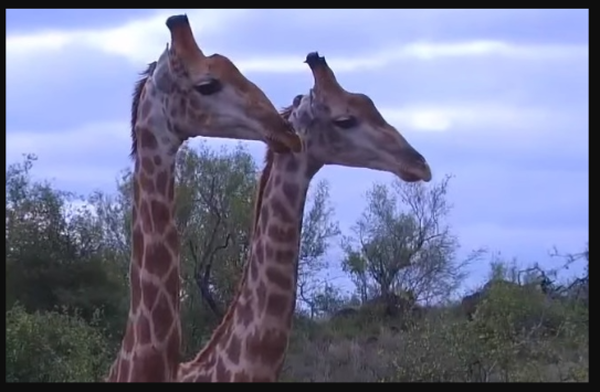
[[188, 176, 234, 319]]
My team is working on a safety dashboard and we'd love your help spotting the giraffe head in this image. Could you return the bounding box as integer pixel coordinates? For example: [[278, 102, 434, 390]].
[[131, 14, 301, 156], [286, 51, 432, 182]]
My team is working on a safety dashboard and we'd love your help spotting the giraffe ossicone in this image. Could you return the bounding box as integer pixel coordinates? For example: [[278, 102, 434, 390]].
[[177, 52, 431, 382], [106, 14, 304, 382]]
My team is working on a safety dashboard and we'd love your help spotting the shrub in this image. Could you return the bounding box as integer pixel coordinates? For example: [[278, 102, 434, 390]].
[[6, 304, 112, 382], [281, 283, 588, 382]]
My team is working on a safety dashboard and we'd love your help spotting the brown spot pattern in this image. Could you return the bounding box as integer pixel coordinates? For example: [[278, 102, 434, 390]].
[[136, 313, 152, 345], [265, 267, 293, 290], [271, 197, 292, 222], [166, 333, 180, 379], [139, 174, 155, 193], [140, 99, 152, 120], [167, 179, 175, 200], [139, 128, 158, 150], [165, 227, 179, 252], [141, 157, 155, 175], [237, 298, 254, 327], [142, 281, 159, 310], [252, 375, 274, 382], [150, 200, 170, 233], [123, 323, 135, 352], [156, 171, 169, 195], [144, 242, 172, 277], [282, 182, 300, 205], [265, 243, 275, 259], [132, 226, 144, 264], [233, 371, 251, 382], [152, 294, 173, 342], [275, 249, 296, 262], [131, 350, 166, 382], [266, 293, 289, 316], [164, 268, 180, 299], [250, 259, 259, 281], [227, 333, 242, 364], [285, 157, 299, 173], [259, 204, 270, 233], [133, 179, 141, 202], [205, 353, 217, 368], [254, 239, 264, 262], [118, 358, 130, 380], [256, 281, 267, 312], [130, 277, 141, 316], [215, 358, 231, 381], [193, 373, 212, 382], [245, 329, 288, 365], [140, 200, 153, 232], [266, 225, 295, 243]]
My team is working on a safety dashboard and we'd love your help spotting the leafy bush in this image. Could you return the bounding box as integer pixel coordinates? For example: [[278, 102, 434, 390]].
[[6, 304, 112, 382], [282, 280, 588, 382]]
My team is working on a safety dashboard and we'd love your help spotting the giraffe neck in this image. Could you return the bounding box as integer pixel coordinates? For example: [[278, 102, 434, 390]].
[[178, 150, 320, 382], [107, 86, 183, 382]]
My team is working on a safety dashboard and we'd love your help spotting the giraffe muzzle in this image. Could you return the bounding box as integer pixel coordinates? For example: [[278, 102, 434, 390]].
[[397, 149, 432, 183]]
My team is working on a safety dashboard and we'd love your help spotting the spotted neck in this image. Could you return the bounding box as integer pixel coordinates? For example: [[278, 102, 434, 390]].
[[107, 80, 183, 382], [178, 150, 320, 382]]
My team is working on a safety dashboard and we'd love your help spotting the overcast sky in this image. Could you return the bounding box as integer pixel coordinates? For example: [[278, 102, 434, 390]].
[[6, 9, 589, 293]]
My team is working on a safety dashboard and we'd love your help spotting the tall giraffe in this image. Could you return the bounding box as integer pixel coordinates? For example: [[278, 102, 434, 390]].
[[177, 52, 431, 382], [106, 14, 302, 383]]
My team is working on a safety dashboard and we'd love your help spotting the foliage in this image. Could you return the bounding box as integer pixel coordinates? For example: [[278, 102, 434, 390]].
[[282, 266, 588, 382], [341, 175, 481, 308], [6, 304, 111, 382], [6, 154, 128, 339], [4, 148, 588, 382]]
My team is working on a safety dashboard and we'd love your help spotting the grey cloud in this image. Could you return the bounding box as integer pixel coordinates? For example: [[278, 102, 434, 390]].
[[312, 54, 588, 110], [7, 9, 588, 278], [7, 47, 137, 131], [449, 167, 588, 229], [6, 9, 160, 34], [208, 9, 589, 59]]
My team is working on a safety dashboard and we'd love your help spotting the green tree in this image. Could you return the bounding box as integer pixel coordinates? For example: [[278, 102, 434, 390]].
[[342, 175, 479, 309], [297, 180, 341, 317], [6, 304, 111, 382], [5, 155, 127, 339]]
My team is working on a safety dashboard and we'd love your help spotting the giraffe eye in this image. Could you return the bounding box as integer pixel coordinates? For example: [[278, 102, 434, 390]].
[[194, 78, 222, 96], [333, 116, 357, 129]]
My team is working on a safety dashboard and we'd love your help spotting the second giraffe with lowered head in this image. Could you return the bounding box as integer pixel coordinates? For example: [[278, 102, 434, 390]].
[[177, 51, 431, 382]]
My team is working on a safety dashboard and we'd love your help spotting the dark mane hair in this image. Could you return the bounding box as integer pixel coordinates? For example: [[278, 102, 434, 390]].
[[130, 62, 158, 158], [279, 104, 294, 123], [250, 104, 295, 232]]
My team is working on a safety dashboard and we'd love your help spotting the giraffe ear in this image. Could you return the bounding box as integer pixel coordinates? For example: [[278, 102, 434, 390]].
[[153, 55, 175, 93]]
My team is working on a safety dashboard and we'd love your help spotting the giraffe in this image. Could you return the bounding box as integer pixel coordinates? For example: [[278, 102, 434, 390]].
[[106, 14, 302, 382], [177, 51, 431, 382]]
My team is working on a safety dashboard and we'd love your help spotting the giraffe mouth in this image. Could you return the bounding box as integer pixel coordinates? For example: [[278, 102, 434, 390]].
[[398, 163, 432, 183], [399, 171, 422, 182]]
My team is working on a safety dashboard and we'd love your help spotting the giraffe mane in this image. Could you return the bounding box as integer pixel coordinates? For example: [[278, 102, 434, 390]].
[[251, 105, 294, 232], [130, 61, 158, 158], [185, 105, 294, 369]]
